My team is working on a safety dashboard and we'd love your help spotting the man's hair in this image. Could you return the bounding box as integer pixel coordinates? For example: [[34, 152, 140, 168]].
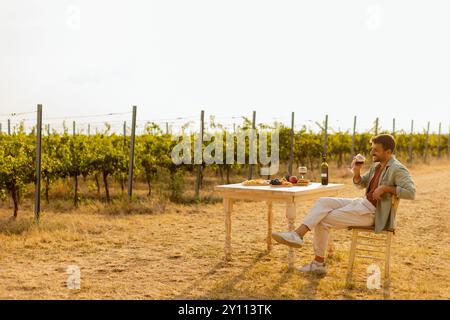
[[370, 134, 396, 152]]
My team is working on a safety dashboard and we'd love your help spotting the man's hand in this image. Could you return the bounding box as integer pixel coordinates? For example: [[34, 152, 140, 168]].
[[372, 186, 386, 201], [373, 185, 397, 200], [351, 156, 363, 173]]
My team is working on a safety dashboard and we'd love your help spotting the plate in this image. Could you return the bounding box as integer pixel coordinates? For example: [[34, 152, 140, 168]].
[[242, 182, 270, 187]]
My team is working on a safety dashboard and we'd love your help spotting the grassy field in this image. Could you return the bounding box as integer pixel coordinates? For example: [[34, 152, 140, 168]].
[[0, 159, 449, 300]]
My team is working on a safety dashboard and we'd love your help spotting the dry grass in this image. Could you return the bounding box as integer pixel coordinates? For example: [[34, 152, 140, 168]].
[[0, 159, 449, 300]]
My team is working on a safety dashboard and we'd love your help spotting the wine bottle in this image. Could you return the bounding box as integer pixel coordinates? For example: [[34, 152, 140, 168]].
[[321, 154, 329, 185]]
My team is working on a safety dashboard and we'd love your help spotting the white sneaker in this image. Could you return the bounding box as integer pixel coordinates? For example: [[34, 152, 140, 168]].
[[298, 261, 327, 274], [271, 231, 304, 248]]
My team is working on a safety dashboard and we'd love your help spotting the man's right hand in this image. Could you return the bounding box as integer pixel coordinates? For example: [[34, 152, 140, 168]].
[[351, 157, 364, 186], [351, 156, 363, 173]]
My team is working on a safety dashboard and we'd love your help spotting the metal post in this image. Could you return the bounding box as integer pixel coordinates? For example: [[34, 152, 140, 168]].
[[248, 111, 256, 180], [288, 112, 294, 175], [72, 121, 76, 136], [8, 119, 11, 135], [375, 117, 379, 135], [392, 118, 396, 136], [165, 122, 169, 135], [123, 121, 127, 137], [195, 110, 205, 199], [34, 104, 43, 223], [88, 124, 91, 136], [127, 106, 137, 200]]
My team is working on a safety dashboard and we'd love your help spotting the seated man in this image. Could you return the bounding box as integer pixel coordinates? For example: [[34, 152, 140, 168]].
[[272, 134, 416, 274]]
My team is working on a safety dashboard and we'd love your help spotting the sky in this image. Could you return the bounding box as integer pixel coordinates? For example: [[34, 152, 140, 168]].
[[1, 0, 450, 134]]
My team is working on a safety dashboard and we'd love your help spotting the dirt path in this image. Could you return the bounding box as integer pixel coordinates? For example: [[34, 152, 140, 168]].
[[0, 160, 449, 299]]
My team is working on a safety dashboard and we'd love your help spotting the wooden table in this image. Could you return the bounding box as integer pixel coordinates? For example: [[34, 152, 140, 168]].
[[214, 182, 345, 270]]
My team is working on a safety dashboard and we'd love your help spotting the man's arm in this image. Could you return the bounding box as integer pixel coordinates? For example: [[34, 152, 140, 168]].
[[393, 165, 416, 200], [374, 166, 416, 200]]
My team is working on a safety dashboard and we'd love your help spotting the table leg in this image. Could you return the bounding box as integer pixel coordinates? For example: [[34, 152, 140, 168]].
[[224, 198, 233, 261], [286, 200, 297, 270], [266, 201, 273, 251]]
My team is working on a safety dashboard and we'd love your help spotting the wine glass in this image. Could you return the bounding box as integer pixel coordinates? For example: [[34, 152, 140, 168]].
[[298, 166, 307, 179], [349, 154, 365, 173]]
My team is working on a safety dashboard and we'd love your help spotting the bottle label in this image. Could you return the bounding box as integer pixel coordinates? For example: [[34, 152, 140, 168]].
[[321, 173, 328, 178]]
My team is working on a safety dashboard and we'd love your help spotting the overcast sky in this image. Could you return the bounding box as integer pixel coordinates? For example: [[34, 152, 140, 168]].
[[1, 0, 449, 133]]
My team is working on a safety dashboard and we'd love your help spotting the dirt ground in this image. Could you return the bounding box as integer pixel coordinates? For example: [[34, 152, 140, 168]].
[[0, 159, 449, 300]]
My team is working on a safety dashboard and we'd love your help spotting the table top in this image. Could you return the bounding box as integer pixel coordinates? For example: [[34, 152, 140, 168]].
[[214, 182, 345, 197]]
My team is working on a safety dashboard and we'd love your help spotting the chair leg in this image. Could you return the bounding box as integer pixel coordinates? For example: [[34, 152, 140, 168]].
[[384, 232, 392, 296], [346, 229, 358, 288]]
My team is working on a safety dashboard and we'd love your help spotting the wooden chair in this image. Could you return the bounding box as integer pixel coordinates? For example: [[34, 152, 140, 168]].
[[345, 197, 400, 295]]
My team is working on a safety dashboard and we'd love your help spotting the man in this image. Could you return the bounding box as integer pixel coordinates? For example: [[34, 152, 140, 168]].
[[272, 134, 416, 274]]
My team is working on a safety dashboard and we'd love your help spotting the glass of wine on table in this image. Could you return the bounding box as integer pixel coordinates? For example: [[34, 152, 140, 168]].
[[298, 166, 307, 179]]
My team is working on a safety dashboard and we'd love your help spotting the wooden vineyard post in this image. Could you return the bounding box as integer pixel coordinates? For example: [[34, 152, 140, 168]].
[[424, 121, 430, 163], [8, 119, 11, 135], [288, 112, 294, 176], [447, 124, 450, 159], [438, 122, 442, 158], [408, 120, 414, 164], [375, 117, 379, 135], [195, 110, 205, 199], [127, 106, 137, 200], [72, 119, 79, 207], [392, 118, 396, 136], [323, 114, 328, 156], [248, 111, 256, 180], [351, 115, 357, 161], [34, 104, 43, 223]]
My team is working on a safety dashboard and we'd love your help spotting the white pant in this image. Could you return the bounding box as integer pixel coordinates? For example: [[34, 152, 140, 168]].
[[302, 197, 376, 258]]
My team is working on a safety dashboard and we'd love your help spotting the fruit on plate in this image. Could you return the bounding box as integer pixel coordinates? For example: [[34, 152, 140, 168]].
[[296, 178, 311, 186], [270, 178, 281, 185], [242, 179, 270, 186], [289, 176, 298, 184], [270, 178, 293, 187]]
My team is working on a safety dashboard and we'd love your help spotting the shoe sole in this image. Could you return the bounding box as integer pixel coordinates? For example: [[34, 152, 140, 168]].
[[271, 233, 303, 248]]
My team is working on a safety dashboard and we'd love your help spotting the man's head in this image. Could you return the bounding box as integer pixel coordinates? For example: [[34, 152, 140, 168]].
[[370, 134, 396, 163]]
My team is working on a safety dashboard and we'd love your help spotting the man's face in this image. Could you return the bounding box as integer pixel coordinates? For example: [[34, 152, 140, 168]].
[[370, 143, 391, 162]]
